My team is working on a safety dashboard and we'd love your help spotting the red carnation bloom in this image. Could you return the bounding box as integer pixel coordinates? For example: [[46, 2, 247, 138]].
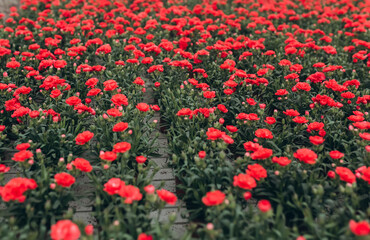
[[71, 158, 92, 172], [100, 151, 117, 162], [202, 190, 225, 206], [275, 89, 288, 96], [264, 117, 276, 125], [307, 122, 324, 131], [51, 220, 81, 240], [309, 136, 325, 145], [104, 178, 125, 195], [107, 108, 122, 117], [118, 185, 143, 204], [336, 167, 356, 184], [294, 148, 317, 164], [226, 125, 238, 132], [361, 167, 370, 184], [359, 133, 370, 141], [0, 178, 37, 202], [272, 156, 292, 166], [156, 189, 177, 205], [329, 150, 344, 159], [136, 156, 147, 164], [12, 150, 33, 162], [244, 141, 262, 152], [138, 233, 153, 240], [75, 131, 94, 145], [54, 172, 75, 187], [258, 199, 272, 212], [246, 164, 267, 181], [233, 173, 257, 190], [113, 122, 128, 132], [103, 80, 118, 91], [111, 94, 128, 106], [136, 103, 150, 112], [113, 142, 131, 153], [293, 116, 309, 124], [66, 96, 81, 106], [251, 147, 273, 160], [203, 91, 216, 99], [283, 109, 300, 117], [206, 127, 225, 140], [16, 143, 30, 151], [255, 128, 273, 139], [349, 220, 370, 236]]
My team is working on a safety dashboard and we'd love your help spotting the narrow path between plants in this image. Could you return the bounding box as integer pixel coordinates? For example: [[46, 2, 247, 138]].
[[144, 79, 188, 238]]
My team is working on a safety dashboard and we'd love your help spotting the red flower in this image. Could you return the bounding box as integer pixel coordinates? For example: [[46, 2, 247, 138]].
[[100, 151, 117, 162], [251, 147, 273, 160], [118, 185, 143, 204], [283, 109, 300, 117], [65, 96, 81, 106], [107, 108, 122, 117], [294, 149, 317, 164], [104, 178, 125, 195], [51, 220, 81, 240], [202, 190, 225, 206], [264, 117, 276, 124], [255, 128, 273, 139], [247, 164, 267, 180], [327, 171, 336, 178], [138, 233, 153, 240], [272, 156, 292, 166], [309, 136, 325, 145], [75, 131, 94, 145], [293, 116, 309, 124], [6, 60, 20, 69], [359, 133, 370, 141], [307, 122, 324, 131], [203, 91, 216, 99], [111, 94, 128, 106], [243, 141, 262, 152], [233, 173, 257, 190], [362, 167, 370, 184], [198, 151, 206, 158], [50, 89, 61, 98], [275, 89, 288, 95], [113, 142, 131, 153], [156, 189, 177, 205], [71, 158, 92, 172], [335, 167, 356, 184], [112, 122, 128, 132], [103, 80, 118, 91], [85, 225, 93, 236], [258, 199, 272, 212], [0, 178, 37, 202], [329, 150, 344, 159], [206, 127, 225, 140], [16, 143, 30, 151], [136, 103, 150, 112], [349, 220, 370, 236], [136, 156, 147, 164], [54, 173, 75, 187], [12, 150, 33, 162], [0, 164, 10, 173], [294, 82, 311, 91], [243, 192, 252, 200]]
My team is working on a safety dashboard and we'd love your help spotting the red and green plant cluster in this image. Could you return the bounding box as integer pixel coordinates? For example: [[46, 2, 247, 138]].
[[0, 0, 369, 239]]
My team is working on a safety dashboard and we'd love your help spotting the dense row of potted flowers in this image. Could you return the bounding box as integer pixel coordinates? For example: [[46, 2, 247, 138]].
[[0, 0, 180, 239], [0, 0, 369, 239], [150, 0, 370, 239]]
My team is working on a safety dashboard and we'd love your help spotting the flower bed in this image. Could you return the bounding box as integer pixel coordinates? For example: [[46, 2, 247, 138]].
[[0, 0, 370, 239]]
